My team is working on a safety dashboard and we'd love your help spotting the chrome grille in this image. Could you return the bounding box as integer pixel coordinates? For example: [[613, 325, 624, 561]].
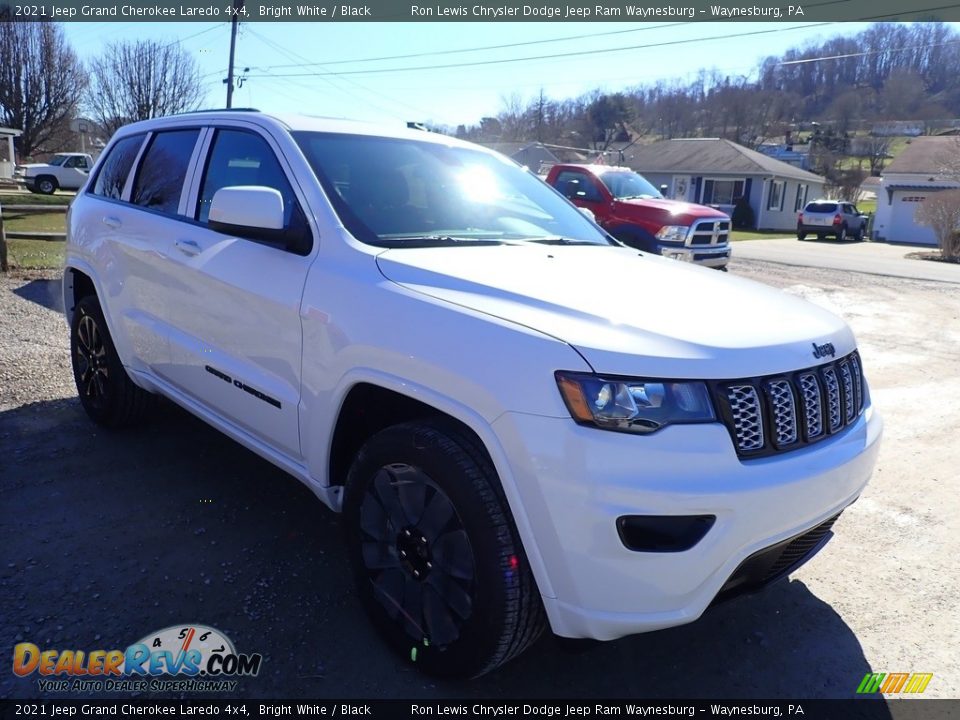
[[726, 385, 764, 451], [766, 380, 798, 446], [822, 367, 842, 432], [799, 373, 823, 439], [688, 219, 730, 246], [716, 351, 865, 458]]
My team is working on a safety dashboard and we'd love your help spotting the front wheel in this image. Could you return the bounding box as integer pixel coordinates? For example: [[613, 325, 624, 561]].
[[36, 176, 58, 195], [854, 225, 865, 241], [343, 421, 546, 678], [837, 225, 847, 242], [70, 295, 155, 427]]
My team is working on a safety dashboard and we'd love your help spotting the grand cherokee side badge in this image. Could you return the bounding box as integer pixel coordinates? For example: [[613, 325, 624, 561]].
[[812, 341, 836, 359]]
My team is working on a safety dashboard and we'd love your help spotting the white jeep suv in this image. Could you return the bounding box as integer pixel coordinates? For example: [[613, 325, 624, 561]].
[[63, 111, 882, 678]]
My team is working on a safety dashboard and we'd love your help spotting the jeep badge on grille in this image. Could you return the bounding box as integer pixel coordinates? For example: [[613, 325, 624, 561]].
[[812, 341, 836, 359]]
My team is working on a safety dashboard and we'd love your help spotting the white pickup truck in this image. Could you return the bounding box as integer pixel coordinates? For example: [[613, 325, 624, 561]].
[[63, 111, 882, 678], [15, 152, 94, 194]]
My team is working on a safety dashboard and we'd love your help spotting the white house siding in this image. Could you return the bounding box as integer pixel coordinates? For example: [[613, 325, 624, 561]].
[[635, 171, 823, 231], [756, 178, 824, 231]]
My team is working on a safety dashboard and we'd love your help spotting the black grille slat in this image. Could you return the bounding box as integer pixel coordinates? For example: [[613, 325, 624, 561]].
[[716, 351, 865, 459]]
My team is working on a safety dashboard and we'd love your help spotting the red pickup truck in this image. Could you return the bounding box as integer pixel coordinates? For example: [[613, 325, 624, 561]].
[[544, 164, 731, 269]]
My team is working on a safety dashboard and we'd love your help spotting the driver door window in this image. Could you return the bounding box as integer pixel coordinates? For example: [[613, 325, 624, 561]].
[[197, 129, 301, 228]]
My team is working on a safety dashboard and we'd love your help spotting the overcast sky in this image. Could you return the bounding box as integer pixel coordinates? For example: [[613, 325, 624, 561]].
[[61, 21, 951, 128]]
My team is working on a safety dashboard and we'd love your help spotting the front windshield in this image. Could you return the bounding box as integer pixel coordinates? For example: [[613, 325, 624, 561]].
[[598, 170, 663, 200], [49, 155, 69, 167], [293, 132, 613, 248]]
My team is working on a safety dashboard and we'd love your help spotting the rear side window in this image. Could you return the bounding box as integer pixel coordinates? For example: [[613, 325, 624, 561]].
[[806, 202, 837, 213], [196, 129, 298, 226], [91, 134, 146, 200], [131, 129, 201, 215]]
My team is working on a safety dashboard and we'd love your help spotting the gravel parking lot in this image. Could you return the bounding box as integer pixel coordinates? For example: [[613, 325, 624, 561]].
[[1, 258, 958, 700]]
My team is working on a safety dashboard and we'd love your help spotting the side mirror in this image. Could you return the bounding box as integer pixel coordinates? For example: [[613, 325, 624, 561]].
[[209, 186, 285, 231], [208, 185, 311, 255]]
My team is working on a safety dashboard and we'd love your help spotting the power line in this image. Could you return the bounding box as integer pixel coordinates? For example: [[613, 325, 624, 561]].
[[256, 22, 691, 71], [245, 28, 425, 119], [247, 23, 840, 79], [777, 38, 960, 65]]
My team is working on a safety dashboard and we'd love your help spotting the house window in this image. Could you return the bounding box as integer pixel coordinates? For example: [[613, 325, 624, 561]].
[[794, 184, 808, 212], [701, 178, 745, 205], [768, 180, 785, 211]]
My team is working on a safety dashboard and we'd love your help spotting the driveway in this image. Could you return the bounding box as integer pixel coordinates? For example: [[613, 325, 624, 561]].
[[2, 263, 958, 701], [734, 238, 960, 284]]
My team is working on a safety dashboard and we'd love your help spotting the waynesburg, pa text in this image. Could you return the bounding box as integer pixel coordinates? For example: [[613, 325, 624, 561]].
[[407, 4, 804, 18]]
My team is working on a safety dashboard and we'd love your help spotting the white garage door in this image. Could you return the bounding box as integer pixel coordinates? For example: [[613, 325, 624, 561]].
[[889, 192, 938, 245]]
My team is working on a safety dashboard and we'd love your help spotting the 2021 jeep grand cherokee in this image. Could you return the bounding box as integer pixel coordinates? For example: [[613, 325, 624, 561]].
[[63, 111, 882, 678]]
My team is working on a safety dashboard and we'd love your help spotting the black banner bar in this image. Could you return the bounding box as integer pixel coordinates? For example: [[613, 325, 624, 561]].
[[1, 0, 960, 22], [1, 700, 959, 720]]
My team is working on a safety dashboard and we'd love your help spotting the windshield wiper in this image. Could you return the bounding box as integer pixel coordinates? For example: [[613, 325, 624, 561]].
[[618, 194, 658, 201], [385, 235, 507, 247], [525, 236, 596, 245]]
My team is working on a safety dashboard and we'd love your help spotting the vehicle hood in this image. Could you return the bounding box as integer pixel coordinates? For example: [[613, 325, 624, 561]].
[[16, 163, 52, 171], [615, 197, 728, 221], [376, 244, 855, 378]]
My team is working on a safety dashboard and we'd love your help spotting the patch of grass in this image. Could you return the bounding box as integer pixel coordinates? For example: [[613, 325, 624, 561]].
[[3, 211, 66, 234], [0, 191, 73, 206], [857, 198, 877, 216], [731, 229, 795, 241], [5, 238, 65, 269]]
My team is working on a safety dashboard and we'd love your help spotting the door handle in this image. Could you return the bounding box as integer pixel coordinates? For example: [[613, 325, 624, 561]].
[[102, 216, 121, 229], [175, 239, 201, 256]]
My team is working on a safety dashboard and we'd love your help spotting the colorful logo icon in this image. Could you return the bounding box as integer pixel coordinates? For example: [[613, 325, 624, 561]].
[[856, 672, 933, 695]]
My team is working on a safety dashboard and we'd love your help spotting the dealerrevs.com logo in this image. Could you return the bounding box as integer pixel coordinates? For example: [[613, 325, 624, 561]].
[[12, 624, 263, 693]]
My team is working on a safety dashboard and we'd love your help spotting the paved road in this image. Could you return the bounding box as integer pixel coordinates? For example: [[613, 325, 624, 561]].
[[733, 237, 960, 284]]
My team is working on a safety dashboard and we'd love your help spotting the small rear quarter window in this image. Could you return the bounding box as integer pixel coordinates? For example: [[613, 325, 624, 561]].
[[91, 134, 147, 200]]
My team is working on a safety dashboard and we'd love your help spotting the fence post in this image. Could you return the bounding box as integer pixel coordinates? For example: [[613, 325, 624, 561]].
[[0, 200, 7, 272]]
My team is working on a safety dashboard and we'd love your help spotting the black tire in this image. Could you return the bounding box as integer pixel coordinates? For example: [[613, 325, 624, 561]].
[[36, 176, 58, 195], [836, 225, 847, 242], [70, 295, 155, 428], [343, 420, 546, 678], [854, 224, 865, 242]]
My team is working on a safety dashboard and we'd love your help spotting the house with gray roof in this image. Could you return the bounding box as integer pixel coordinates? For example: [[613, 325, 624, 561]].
[[623, 138, 827, 231], [872, 136, 960, 245]]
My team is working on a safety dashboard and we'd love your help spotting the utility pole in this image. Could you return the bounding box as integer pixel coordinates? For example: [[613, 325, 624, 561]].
[[225, 0, 244, 108]]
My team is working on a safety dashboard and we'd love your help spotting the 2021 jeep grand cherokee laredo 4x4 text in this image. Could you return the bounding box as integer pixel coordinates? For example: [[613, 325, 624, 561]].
[[63, 111, 882, 678]]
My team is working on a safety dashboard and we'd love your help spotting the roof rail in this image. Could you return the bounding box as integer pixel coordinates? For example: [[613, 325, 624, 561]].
[[171, 107, 261, 116]]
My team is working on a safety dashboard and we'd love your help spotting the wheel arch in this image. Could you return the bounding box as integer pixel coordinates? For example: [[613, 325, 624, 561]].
[[63, 265, 99, 325], [322, 374, 558, 600]]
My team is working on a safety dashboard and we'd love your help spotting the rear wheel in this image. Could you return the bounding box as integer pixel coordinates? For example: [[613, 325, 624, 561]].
[[836, 225, 847, 242], [854, 224, 865, 241], [343, 420, 546, 677], [70, 295, 156, 428]]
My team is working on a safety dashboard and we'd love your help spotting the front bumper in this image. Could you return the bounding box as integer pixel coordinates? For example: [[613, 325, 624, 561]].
[[659, 243, 731, 268], [492, 403, 882, 640]]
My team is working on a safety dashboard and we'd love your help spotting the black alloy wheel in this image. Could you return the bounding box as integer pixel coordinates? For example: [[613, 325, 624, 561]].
[[70, 295, 155, 427], [343, 421, 546, 677]]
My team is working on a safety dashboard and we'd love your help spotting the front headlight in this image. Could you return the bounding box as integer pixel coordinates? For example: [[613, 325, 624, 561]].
[[655, 225, 689, 243], [555, 371, 716, 434]]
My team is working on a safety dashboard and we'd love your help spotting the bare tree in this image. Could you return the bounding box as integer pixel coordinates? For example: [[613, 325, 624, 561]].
[[915, 190, 960, 260], [88, 40, 206, 136], [0, 22, 86, 159]]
